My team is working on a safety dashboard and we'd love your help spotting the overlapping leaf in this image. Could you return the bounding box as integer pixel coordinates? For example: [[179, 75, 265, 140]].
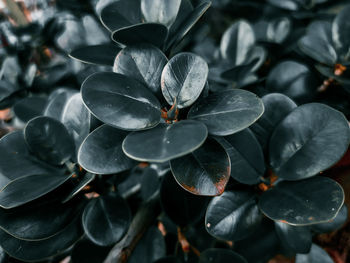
[[123, 120, 207, 162], [78, 124, 136, 175], [269, 103, 350, 180], [82, 193, 131, 246], [81, 72, 161, 131], [205, 190, 262, 241], [161, 52, 208, 108], [170, 137, 230, 196], [188, 89, 264, 136], [259, 176, 344, 225], [113, 44, 168, 95]]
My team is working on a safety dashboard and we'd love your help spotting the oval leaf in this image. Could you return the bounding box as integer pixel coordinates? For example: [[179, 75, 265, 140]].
[[0, 131, 63, 189], [113, 44, 168, 95], [266, 61, 318, 102], [81, 72, 161, 131], [170, 137, 230, 196], [141, 0, 181, 27], [205, 190, 262, 241], [188, 89, 264, 136], [299, 21, 337, 65], [220, 20, 255, 65], [0, 197, 85, 241], [161, 52, 208, 108], [112, 23, 168, 49], [259, 176, 344, 225], [269, 103, 350, 180], [217, 128, 265, 184], [70, 44, 121, 66], [199, 248, 247, 263], [78, 124, 136, 175], [82, 193, 131, 246], [0, 173, 71, 209], [24, 116, 75, 166], [0, 214, 83, 262], [123, 120, 208, 162]]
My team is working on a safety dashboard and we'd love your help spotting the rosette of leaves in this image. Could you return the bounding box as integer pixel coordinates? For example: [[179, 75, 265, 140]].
[[298, 5, 350, 89], [69, 0, 212, 68], [76, 43, 265, 197], [208, 19, 267, 89], [204, 93, 349, 257], [0, 88, 133, 261]]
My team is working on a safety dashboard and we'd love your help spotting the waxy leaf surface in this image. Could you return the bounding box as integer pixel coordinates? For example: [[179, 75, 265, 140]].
[[81, 72, 161, 131], [188, 89, 264, 136], [170, 137, 230, 196], [123, 120, 207, 162]]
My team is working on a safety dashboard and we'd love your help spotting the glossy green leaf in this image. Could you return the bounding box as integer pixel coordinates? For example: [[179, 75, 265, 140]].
[[259, 176, 344, 225], [266, 61, 318, 102], [81, 72, 161, 131], [0, 172, 72, 209], [274, 222, 312, 253], [160, 172, 208, 227], [129, 226, 166, 263], [0, 214, 83, 262], [188, 89, 264, 136], [199, 248, 247, 263], [69, 44, 121, 66], [170, 137, 230, 196], [269, 103, 350, 180], [100, 0, 141, 32], [141, 0, 181, 27], [113, 44, 168, 95], [78, 124, 136, 175], [61, 93, 91, 151], [82, 193, 131, 246], [24, 116, 75, 166], [13, 96, 47, 123], [220, 20, 255, 65], [161, 52, 208, 108], [250, 93, 297, 151], [332, 5, 350, 60], [123, 120, 207, 162], [0, 197, 85, 240], [217, 128, 265, 185], [205, 190, 262, 241], [166, 1, 211, 51], [295, 244, 333, 263], [0, 131, 64, 190], [112, 23, 168, 49], [299, 21, 337, 65], [311, 204, 348, 233]]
